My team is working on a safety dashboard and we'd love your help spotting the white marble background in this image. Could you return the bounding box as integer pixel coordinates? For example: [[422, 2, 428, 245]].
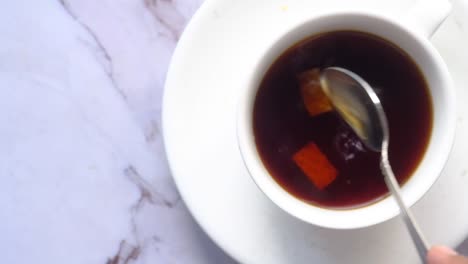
[[0, 0, 235, 263], [0, 0, 467, 263]]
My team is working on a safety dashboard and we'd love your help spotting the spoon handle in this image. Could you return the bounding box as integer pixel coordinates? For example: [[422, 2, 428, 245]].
[[381, 153, 430, 262]]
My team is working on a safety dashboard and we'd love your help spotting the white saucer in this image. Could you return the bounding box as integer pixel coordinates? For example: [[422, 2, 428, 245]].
[[163, 0, 468, 263]]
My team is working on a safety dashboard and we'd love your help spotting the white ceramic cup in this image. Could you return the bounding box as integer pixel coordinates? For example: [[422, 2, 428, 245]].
[[237, 1, 456, 229]]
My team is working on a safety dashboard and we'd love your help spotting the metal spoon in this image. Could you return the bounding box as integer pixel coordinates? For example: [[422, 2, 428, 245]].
[[320, 67, 429, 261]]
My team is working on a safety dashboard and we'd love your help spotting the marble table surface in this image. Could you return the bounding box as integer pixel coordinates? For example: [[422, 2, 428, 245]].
[[1, 0, 467, 263]]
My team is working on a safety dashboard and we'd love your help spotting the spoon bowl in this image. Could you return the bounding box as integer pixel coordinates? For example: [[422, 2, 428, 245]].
[[320, 67, 387, 151]]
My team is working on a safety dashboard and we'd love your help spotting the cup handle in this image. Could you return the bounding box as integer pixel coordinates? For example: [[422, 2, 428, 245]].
[[404, 0, 452, 38], [452, 0, 468, 34]]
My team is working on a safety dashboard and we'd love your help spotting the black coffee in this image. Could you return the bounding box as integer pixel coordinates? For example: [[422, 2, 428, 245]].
[[253, 30, 432, 209]]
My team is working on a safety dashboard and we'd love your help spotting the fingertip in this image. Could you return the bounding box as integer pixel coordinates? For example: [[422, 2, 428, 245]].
[[427, 246, 457, 264]]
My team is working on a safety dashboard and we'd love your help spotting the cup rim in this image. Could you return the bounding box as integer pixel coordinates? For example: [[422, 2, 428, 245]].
[[237, 10, 456, 229]]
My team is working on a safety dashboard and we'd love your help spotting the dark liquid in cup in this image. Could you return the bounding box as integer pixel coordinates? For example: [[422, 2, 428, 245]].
[[253, 31, 433, 209]]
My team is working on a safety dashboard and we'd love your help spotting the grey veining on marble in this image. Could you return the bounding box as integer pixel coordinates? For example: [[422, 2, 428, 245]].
[[54, 0, 237, 263], [0, 0, 235, 263]]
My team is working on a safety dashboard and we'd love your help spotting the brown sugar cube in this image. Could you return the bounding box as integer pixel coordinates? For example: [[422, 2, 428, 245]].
[[297, 68, 333, 117]]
